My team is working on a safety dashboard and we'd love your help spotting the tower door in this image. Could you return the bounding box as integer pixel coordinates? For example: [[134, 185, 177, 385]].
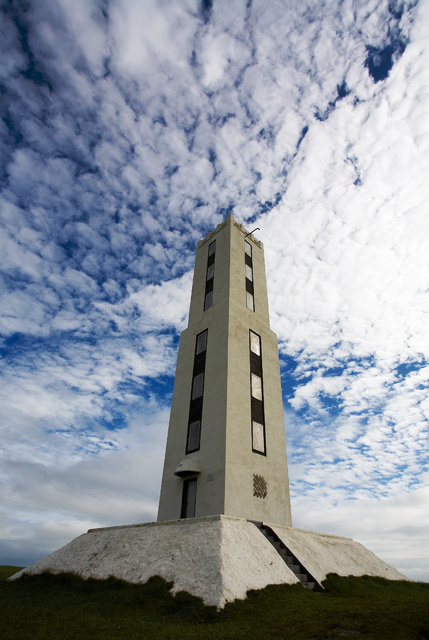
[[181, 478, 197, 518]]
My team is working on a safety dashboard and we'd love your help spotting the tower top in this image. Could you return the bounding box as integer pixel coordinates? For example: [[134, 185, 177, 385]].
[[197, 214, 263, 251]]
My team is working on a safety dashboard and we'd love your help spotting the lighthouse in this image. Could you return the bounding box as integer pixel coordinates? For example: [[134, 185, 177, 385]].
[[157, 214, 292, 526]]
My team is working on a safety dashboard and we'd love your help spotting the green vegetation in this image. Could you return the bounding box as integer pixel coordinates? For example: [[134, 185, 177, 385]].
[[1, 567, 428, 639], [0, 566, 22, 581]]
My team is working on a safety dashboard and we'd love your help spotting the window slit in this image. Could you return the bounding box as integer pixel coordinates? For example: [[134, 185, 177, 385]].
[[249, 330, 266, 455], [204, 240, 216, 310], [186, 330, 208, 453], [244, 240, 254, 310]]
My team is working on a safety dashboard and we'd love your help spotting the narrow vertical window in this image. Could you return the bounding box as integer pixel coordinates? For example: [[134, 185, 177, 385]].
[[249, 330, 266, 455], [204, 240, 216, 310], [196, 330, 207, 354], [186, 329, 208, 453], [252, 422, 265, 454], [204, 290, 213, 310], [206, 264, 215, 280], [187, 421, 201, 452], [250, 330, 261, 355], [245, 240, 254, 310], [192, 373, 204, 399], [251, 373, 263, 400]]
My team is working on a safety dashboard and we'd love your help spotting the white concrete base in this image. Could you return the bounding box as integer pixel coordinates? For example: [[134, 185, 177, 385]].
[[9, 515, 407, 608], [269, 524, 407, 584]]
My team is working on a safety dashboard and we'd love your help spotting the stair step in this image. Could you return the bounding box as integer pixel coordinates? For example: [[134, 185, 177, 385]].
[[302, 582, 316, 590], [295, 573, 309, 581], [253, 521, 323, 593], [290, 566, 304, 576], [266, 537, 281, 549]]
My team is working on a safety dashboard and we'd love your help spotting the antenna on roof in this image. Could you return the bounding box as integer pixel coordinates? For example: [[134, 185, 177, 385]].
[[244, 227, 260, 238]]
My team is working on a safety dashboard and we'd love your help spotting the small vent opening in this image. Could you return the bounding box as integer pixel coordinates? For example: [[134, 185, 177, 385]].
[[253, 474, 267, 499]]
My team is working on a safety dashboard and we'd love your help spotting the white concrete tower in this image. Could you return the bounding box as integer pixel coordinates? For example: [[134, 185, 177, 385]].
[[157, 214, 292, 526]]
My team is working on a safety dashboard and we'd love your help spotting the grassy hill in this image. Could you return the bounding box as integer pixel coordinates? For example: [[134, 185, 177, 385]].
[[1, 566, 428, 639]]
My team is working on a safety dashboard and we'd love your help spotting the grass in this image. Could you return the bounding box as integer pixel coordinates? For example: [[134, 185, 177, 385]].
[[1, 566, 428, 639]]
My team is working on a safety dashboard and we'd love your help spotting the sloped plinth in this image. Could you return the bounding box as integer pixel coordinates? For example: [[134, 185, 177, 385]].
[[9, 515, 407, 607], [9, 516, 298, 608], [268, 524, 407, 584]]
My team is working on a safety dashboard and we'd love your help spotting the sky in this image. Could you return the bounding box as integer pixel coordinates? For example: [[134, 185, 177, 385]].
[[1, 0, 428, 582]]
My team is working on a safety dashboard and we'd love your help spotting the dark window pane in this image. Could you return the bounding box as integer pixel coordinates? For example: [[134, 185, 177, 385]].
[[204, 291, 213, 310], [251, 396, 264, 424], [187, 421, 201, 453], [192, 373, 204, 399], [193, 352, 206, 376], [206, 277, 214, 293], [196, 330, 207, 355], [208, 240, 216, 256], [189, 396, 203, 423], [250, 351, 262, 377], [206, 263, 215, 280], [244, 240, 252, 257]]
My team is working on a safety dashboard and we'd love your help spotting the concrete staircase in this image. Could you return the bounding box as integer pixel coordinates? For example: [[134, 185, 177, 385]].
[[252, 522, 323, 591]]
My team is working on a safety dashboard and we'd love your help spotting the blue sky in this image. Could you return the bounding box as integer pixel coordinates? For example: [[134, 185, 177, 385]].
[[1, 0, 428, 581]]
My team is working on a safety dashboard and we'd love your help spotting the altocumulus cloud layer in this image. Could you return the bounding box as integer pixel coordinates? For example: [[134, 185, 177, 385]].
[[1, 0, 428, 579]]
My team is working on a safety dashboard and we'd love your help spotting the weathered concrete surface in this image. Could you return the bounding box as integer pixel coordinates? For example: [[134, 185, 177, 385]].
[[270, 524, 408, 584], [9, 516, 298, 608], [9, 517, 407, 607]]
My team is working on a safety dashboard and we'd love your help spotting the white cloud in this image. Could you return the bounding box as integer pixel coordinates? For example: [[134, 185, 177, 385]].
[[110, 0, 199, 74], [0, 402, 168, 566], [291, 487, 429, 581], [94, 270, 192, 332]]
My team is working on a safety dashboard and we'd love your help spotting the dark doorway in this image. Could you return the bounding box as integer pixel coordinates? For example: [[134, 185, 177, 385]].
[[181, 478, 197, 518]]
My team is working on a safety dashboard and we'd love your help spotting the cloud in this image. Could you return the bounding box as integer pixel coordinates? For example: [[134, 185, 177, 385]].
[[0, 401, 168, 565], [291, 486, 429, 581]]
